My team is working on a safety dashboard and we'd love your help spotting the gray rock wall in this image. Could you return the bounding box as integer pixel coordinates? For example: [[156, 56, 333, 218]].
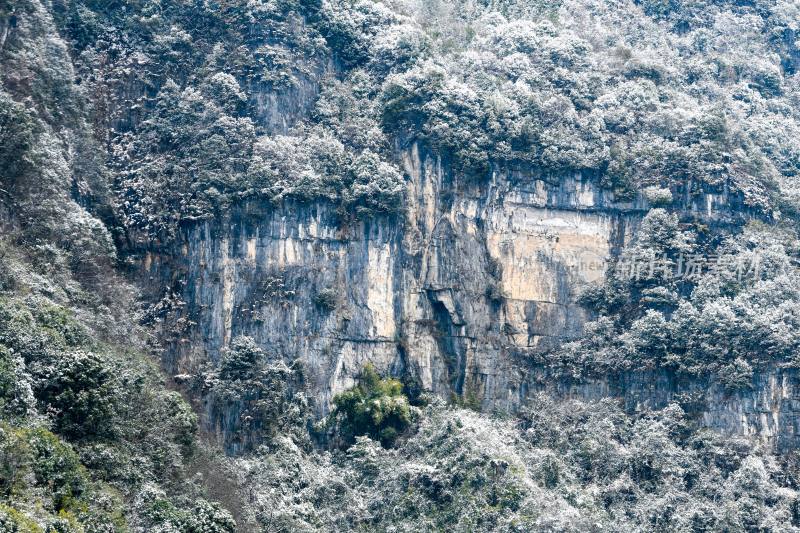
[[541, 366, 800, 451], [133, 138, 798, 452], [143, 145, 637, 409]]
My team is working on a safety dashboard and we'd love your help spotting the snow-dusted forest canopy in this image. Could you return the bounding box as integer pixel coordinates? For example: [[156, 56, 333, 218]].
[[2, 0, 800, 530]]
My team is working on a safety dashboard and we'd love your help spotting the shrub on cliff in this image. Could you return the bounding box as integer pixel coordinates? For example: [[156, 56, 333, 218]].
[[313, 287, 338, 311], [347, 150, 405, 214], [329, 364, 413, 448], [200, 337, 308, 451], [248, 129, 405, 218]]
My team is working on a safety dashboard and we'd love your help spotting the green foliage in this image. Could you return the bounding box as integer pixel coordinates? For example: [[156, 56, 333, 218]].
[[0, 298, 117, 440], [330, 364, 413, 447], [0, 423, 129, 528], [23, 428, 86, 511], [35, 0, 410, 246], [35, 350, 118, 440], [0, 504, 42, 533], [0, 348, 15, 408], [0, 294, 220, 526], [602, 143, 638, 200]]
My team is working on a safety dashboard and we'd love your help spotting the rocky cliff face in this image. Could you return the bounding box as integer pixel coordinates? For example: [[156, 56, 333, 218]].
[[134, 134, 796, 450], [544, 365, 800, 451], [142, 145, 627, 407]]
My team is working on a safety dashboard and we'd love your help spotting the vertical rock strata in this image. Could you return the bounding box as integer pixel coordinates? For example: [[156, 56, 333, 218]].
[[135, 139, 799, 448]]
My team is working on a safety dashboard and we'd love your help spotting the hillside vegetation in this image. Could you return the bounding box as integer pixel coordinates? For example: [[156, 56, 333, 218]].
[[2, 0, 800, 530]]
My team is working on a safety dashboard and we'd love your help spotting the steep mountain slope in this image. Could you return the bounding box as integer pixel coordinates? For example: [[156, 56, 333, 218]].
[[0, 0, 242, 529], [3, 0, 800, 531], [111, 0, 800, 446]]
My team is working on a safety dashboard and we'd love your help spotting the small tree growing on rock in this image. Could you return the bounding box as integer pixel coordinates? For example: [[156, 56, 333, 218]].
[[329, 364, 413, 448]]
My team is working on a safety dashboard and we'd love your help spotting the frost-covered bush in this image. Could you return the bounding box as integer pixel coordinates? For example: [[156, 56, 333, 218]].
[[238, 397, 800, 531], [347, 150, 406, 214], [247, 129, 405, 218], [199, 337, 307, 452], [643, 185, 674, 206], [135, 483, 236, 533], [558, 217, 800, 385], [313, 287, 338, 311], [33, 349, 118, 440]]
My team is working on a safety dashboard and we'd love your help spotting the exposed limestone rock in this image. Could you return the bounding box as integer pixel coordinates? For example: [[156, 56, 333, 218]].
[[138, 141, 791, 450]]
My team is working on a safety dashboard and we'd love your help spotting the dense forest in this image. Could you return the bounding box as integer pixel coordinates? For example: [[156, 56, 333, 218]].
[[2, 0, 800, 530]]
